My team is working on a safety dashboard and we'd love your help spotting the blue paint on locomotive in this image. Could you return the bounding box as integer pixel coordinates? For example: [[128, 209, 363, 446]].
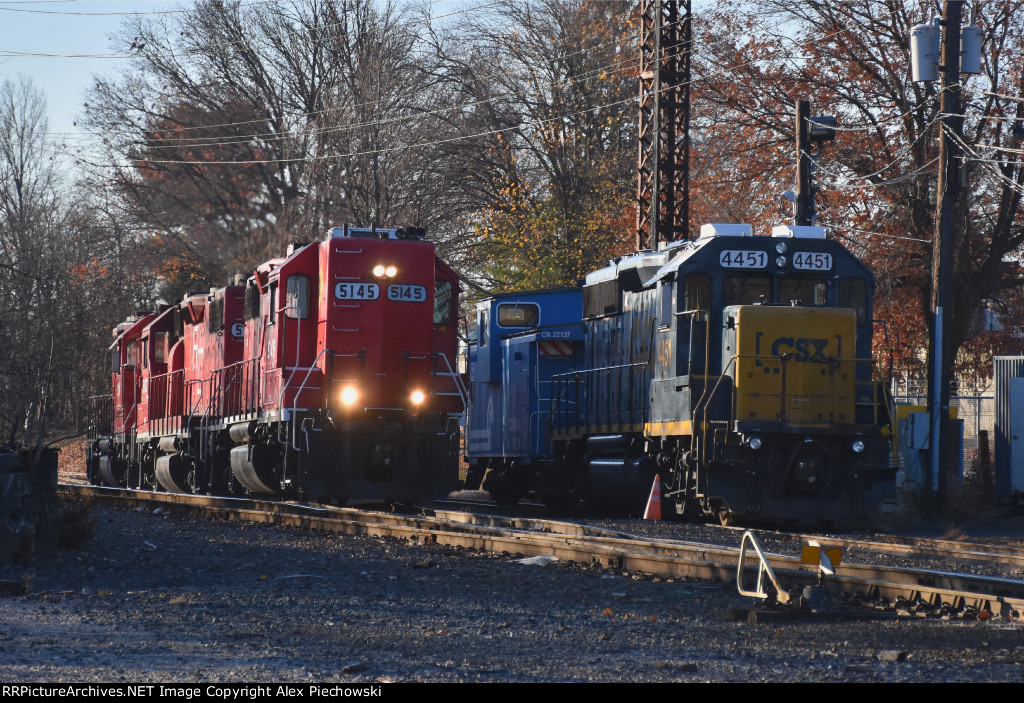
[[501, 325, 585, 459], [466, 289, 583, 462], [466, 225, 896, 523]]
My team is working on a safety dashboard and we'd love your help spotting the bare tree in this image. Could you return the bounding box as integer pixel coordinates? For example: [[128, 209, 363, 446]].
[[0, 77, 139, 449], [83, 0, 484, 297]]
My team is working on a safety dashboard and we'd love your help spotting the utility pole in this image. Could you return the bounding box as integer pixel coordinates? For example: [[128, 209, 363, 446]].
[[795, 100, 813, 226], [636, 0, 691, 250], [792, 99, 834, 226], [928, 0, 965, 508]]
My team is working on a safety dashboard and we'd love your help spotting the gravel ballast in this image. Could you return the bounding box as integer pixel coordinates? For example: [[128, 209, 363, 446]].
[[2, 506, 1024, 683]]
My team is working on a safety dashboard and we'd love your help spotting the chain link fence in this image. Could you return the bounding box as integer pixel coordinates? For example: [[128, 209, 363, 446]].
[[892, 381, 994, 484]]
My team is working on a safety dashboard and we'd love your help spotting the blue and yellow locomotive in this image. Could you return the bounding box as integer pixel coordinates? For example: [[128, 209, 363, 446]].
[[466, 224, 896, 525]]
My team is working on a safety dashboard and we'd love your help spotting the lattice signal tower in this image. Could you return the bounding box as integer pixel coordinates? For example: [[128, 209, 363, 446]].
[[636, 0, 691, 251]]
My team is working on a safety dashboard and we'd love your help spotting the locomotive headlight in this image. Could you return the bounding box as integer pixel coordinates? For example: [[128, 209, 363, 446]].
[[775, 255, 787, 267], [775, 241, 787, 254], [747, 435, 763, 450], [340, 385, 359, 407], [385, 265, 398, 278], [373, 264, 386, 277], [410, 389, 426, 406], [851, 439, 865, 453]]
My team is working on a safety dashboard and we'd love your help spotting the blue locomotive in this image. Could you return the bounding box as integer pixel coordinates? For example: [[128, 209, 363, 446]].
[[465, 224, 896, 525]]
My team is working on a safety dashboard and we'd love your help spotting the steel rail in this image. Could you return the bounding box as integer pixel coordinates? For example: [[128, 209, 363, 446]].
[[711, 524, 1024, 569], [60, 484, 1024, 619]]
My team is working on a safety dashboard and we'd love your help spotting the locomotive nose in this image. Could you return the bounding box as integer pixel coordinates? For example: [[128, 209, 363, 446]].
[[793, 457, 821, 486], [370, 442, 394, 467]]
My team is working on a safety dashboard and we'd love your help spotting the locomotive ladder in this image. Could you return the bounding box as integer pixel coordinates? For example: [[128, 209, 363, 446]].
[[433, 352, 468, 438]]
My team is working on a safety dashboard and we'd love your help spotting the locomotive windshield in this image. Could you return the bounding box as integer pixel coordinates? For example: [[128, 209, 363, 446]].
[[285, 275, 309, 319], [779, 277, 827, 305], [497, 303, 539, 328], [723, 276, 771, 305], [839, 278, 868, 324], [434, 281, 452, 324]]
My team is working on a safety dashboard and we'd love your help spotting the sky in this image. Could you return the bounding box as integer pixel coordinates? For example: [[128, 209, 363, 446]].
[[0, 0, 717, 159], [0, 1, 179, 138]]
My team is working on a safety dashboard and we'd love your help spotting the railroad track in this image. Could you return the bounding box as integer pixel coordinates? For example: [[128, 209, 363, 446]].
[[711, 523, 1024, 570], [61, 483, 1024, 620]]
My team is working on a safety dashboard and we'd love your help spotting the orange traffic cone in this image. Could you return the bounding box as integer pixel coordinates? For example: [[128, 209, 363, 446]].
[[643, 474, 662, 520]]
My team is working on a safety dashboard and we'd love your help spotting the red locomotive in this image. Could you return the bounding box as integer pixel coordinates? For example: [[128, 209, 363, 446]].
[[89, 226, 464, 504]]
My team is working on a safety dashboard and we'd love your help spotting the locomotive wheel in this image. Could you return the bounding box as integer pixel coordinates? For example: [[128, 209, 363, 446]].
[[718, 507, 735, 527], [187, 467, 205, 494], [464, 463, 485, 491], [484, 467, 522, 506]]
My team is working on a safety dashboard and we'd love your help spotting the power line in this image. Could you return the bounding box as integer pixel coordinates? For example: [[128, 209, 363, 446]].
[[826, 224, 931, 244], [962, 84, 1024, 104], [27, 1, 661, 141], [0, 0, 547, 60], [0, 0, 276, 16], [944, 124, 1024, 198], [14, 41, 788, 168], [7, 27, 701, 159], [6, 12, 849, 169], [818, 157, 941, 190], [824, 98, 940, 133]]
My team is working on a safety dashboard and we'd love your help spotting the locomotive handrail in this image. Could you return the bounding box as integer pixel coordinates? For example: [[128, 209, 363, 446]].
[[88, 387, 116, 436], [676, 308, 708, 377], [278, 304, 303, 428], [433, 352, 468, 413], [286, 347, 329, 451], [549, 375, 579, 430], [147, 368, 186, 422], [869, 361, 898, 438], [550, 362, 647, 432], [689, 312, 715, 467], [727, 352, 888, 426], [183, 378, 208, 465], [695, 356, 737, 466], [213, 356, 263, 416]]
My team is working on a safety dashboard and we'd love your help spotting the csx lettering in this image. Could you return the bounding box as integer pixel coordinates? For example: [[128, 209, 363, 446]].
[[769, 337, 830, 362]]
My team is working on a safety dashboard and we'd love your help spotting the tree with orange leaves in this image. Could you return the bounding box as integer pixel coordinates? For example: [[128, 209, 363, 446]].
[[691, 0, 1024, 386], [435, 0, 638, 292]]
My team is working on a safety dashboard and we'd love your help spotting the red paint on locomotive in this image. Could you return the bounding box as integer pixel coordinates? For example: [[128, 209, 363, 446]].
[[88, 227, 463, 504]]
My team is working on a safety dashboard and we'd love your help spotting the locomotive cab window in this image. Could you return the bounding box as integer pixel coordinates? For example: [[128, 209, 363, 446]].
[[497, 303, 539, 328], [724, 276, 771, 305], [267, 284, 278, 325], [839, 278, 867, 325], [684, 274, 711, 312], [658, 282, 674, 327], [478, 311, 488, 347], [434, 280, 452, 325], [285, 275, 309, 319], [126, 341, 140, 368], [153, 332, 167, 365], [779, 277, 827, 306]]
